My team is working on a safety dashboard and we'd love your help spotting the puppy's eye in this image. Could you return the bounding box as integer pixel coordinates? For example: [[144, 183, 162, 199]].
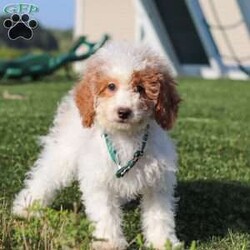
[[107, 83, 116, 91], [135, 85, 145, 94]]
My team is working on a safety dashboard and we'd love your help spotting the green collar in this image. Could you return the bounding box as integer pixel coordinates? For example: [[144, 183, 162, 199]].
[[103, 124, 150, 178]]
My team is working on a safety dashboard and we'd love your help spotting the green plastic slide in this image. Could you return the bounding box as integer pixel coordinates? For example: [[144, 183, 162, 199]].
[[0, 34, 109, 80]]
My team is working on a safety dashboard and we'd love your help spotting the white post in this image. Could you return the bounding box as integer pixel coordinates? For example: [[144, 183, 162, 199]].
[[74, 0, 85, 75]]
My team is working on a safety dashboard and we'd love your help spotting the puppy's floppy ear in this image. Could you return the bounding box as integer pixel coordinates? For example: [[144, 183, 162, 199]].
[[75, 79, 95, 127], [155, 72, 181, 130]]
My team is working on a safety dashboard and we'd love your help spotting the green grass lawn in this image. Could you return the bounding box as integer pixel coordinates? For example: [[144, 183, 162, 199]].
[[0, 78, 250, 249]]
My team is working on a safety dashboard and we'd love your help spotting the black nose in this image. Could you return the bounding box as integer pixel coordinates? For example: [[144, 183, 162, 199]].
[[117, 107, 132, 120]]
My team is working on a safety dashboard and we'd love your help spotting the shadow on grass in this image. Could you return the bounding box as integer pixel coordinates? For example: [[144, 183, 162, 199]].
[[176, 180, 250, 243], [51, 180, 250, 246]]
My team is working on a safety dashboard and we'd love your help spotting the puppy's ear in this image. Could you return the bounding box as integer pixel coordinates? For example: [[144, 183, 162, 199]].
[[155, 72, 181, 130], [75, 80, 95, 127]]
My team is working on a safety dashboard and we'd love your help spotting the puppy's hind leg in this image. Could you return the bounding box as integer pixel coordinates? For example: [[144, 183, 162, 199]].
[[12, 143, 77, 217]]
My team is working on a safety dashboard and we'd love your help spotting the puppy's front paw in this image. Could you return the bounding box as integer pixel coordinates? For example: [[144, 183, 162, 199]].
[[91, 241, 117, 250], [12, 189, 43, 218], [91, 239, 127, 250], [146, 236, 181, 250], [153, 242, 183, 250]]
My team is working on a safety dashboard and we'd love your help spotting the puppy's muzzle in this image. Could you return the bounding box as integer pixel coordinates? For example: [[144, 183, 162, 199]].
[[117, 107, 132, 120]]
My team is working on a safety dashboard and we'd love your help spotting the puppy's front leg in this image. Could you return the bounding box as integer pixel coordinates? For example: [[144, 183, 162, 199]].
[[141, 180, 179, 249], [13, 146, 76, 217], [81, 185, 127, 250]]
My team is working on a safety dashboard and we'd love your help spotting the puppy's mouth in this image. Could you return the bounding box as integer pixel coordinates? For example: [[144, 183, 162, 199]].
[[115, 116, 142, 125], [115, 118, 131, 124]]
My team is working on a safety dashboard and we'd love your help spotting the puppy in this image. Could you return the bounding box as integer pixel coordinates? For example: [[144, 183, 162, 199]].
[[13, 41, 181, 249]]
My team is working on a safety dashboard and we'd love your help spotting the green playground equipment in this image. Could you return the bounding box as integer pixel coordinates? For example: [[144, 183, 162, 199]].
[[0, 34, 109, 80]]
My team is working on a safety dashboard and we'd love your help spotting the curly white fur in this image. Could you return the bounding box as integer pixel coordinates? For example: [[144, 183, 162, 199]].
[[13, 41, 180, 250]]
